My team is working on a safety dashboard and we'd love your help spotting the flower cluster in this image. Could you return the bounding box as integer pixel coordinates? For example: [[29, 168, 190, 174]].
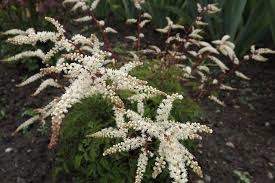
[[133, 3, 275, 105], [90, 94, 212, 183], [4, 16, 165, 148], [64, 1, 270, 106], [125, 12, 152, 49]]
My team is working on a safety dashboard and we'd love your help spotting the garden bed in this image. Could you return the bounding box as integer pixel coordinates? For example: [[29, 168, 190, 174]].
[[0, 61, 274, 183]]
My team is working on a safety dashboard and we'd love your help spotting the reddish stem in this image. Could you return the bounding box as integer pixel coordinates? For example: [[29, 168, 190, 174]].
[[196, 56, 250, 99], [89, 12, 112, 53], [136, 12, 142, 50]]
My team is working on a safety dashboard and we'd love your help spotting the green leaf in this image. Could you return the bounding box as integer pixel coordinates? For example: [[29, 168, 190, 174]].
[[74, 155, 83, 169], [235, 1, 270, 54], [222, 0, 247, 39], [269, 0, 275, 43]]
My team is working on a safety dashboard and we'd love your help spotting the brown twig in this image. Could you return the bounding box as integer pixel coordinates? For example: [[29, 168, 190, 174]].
[[136, 12, 142, 50]]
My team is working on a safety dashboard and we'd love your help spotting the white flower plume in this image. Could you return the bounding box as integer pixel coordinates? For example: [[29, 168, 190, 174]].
[[91, 94, 212, 183], [5, 17, 163, 149]]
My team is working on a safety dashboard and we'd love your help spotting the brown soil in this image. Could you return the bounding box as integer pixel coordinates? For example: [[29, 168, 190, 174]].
[[193, 62, 275, 183], [0, 61, 274, 183], [0, 64, 55, 183]]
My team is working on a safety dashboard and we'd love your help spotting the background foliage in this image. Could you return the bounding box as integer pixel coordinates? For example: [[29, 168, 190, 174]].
[[202, 0, 275, 54], [91, 0, 275, 54], [0, 0, 68, 70], [1, 0, 274, 56]]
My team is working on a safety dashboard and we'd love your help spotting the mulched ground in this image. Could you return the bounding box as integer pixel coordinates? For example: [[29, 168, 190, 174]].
[[0, 64, 56, 183], [195, 62, 275, 183], [0, 61, 274, 183]]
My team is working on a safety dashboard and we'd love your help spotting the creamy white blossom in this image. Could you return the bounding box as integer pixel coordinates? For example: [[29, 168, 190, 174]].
[[135, 148, 149, 183], [104, 27, 118, 34], [245, 45, 275, 62], [74, 16, 92, 22], [2, 29, 26, 35], [152, 156, 166, 178], [125, 36, 138, 42], [126, 19, 138, 24], [139, 19, 151, 28], [92, 95, 212, 183], [90, 0, 101, 10], [189, 28, 203, 39], [208, 56, 229, 73], [6, 17, 164, 149], [32, 79, 61, 96], [133, 0, 145, 9], [3, 50, 46, 62], [208, 95, 225, 106], [212, 35, 236, 59], [197, 3, 221, 14], [235, 71, 251, 80], [141, 13, 152, 19], [156, 17, 185, 34], [205, 4, 221, 14]]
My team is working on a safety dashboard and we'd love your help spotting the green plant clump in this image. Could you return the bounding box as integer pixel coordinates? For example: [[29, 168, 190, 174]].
[[55, 62, 202, 182]]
